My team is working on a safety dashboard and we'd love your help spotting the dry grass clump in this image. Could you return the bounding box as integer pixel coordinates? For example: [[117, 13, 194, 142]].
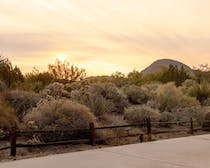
[[155, 82, 199, 112], [124, 105, 160, 124], [0, 101, 18, 129], [123, 85, 150, 104], [3, 90, 40, 120]]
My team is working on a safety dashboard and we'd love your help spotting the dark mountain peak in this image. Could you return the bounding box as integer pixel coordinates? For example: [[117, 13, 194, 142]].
[[141, 58, 194, 76]]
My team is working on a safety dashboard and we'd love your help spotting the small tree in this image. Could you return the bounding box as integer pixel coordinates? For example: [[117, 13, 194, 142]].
[[48, 59, 86, 83], [111, 71, 128, 87], [0, 56, 24, 87], [127, 70, 142, 85], [159, 65, 190, 86]]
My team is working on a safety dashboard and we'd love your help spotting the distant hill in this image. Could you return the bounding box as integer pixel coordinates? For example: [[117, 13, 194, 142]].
[[141, 59, 194, 76]]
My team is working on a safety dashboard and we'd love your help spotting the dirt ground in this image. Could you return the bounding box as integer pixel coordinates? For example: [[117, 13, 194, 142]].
[[0, 127, 209, 162]]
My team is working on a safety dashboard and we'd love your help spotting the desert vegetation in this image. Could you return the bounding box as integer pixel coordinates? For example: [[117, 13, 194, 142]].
[[1, 55, 210, 159]]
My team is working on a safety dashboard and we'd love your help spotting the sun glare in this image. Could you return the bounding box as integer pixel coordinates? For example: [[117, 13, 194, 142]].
[[56, 54, 66, 62]]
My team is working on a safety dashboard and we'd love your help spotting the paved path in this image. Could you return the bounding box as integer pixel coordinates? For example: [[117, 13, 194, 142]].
[[1, 135, 210, 168]]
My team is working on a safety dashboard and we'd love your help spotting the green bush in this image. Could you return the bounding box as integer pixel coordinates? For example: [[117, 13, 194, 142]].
[[3, 90, 41, 120], [123, 85, 150, 104], [23, 71, 54, 92], [155, 82, 199, 112], [0, 101, 18, 129], [127, 70, 143, 85], [189, 82, 210, 104], [159, 112, 174, 127], [124, 105, 160, 124], [18, 81, 45, 93], [0, 56, 24, 87]]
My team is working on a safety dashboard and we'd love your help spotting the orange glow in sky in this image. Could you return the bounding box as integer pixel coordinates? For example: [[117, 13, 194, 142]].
[[1, 0, 210, 75]]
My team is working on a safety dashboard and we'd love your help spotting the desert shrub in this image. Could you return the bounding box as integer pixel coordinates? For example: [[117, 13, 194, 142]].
[[24, 99, 96, 142], [70, 89, 89, 103], [202, 111, 210, 129], [143, 83, 161, 93], [24, 99, 95, 130], [89, 94, 107, 116], [124, 105, 160, 124], [48, 59, 86, 82], [203, 98, 210, 106], [42, 82, 71, 98], [111, 71, 128, 87], [123, 85, 150, 104], [26, 71, 54, 86], [189, 82, 210, 104], [64, 81, 84, 92], [0, 56, 24, 87], [182, 79, 197, 88], [0, 101, 18, 129], [196, 107, 210, 126], [71, 83, 128, 115], [3, 90, 41, 120], [179, 79, 197, 94], [172, 106, 202, 121], [23, 70, 54, 92], [89, 83, 128, 114], [159, 112, 174, 127], [155, 82, 199, 112], [127, 70, 143, 85], [17, 81, 45, 93], [0, 80, 6, 92], [158, 64, 190, 86]]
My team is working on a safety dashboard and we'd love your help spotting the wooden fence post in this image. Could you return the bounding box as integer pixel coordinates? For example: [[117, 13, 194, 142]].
[[10, 127, 16, 157], [89, 122, 95, 146], [146, 117, 152, 141], [190, 117, 194, 135]]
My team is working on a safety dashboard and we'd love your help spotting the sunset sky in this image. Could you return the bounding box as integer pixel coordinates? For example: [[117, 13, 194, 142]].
[[1, 0, 210, 76]]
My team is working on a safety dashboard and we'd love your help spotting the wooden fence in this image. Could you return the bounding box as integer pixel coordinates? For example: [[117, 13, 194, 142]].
[[0, 117, 210, 157]]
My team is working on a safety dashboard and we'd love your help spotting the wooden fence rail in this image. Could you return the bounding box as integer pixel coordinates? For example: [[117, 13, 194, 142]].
[[1, 118, 210, 157]]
